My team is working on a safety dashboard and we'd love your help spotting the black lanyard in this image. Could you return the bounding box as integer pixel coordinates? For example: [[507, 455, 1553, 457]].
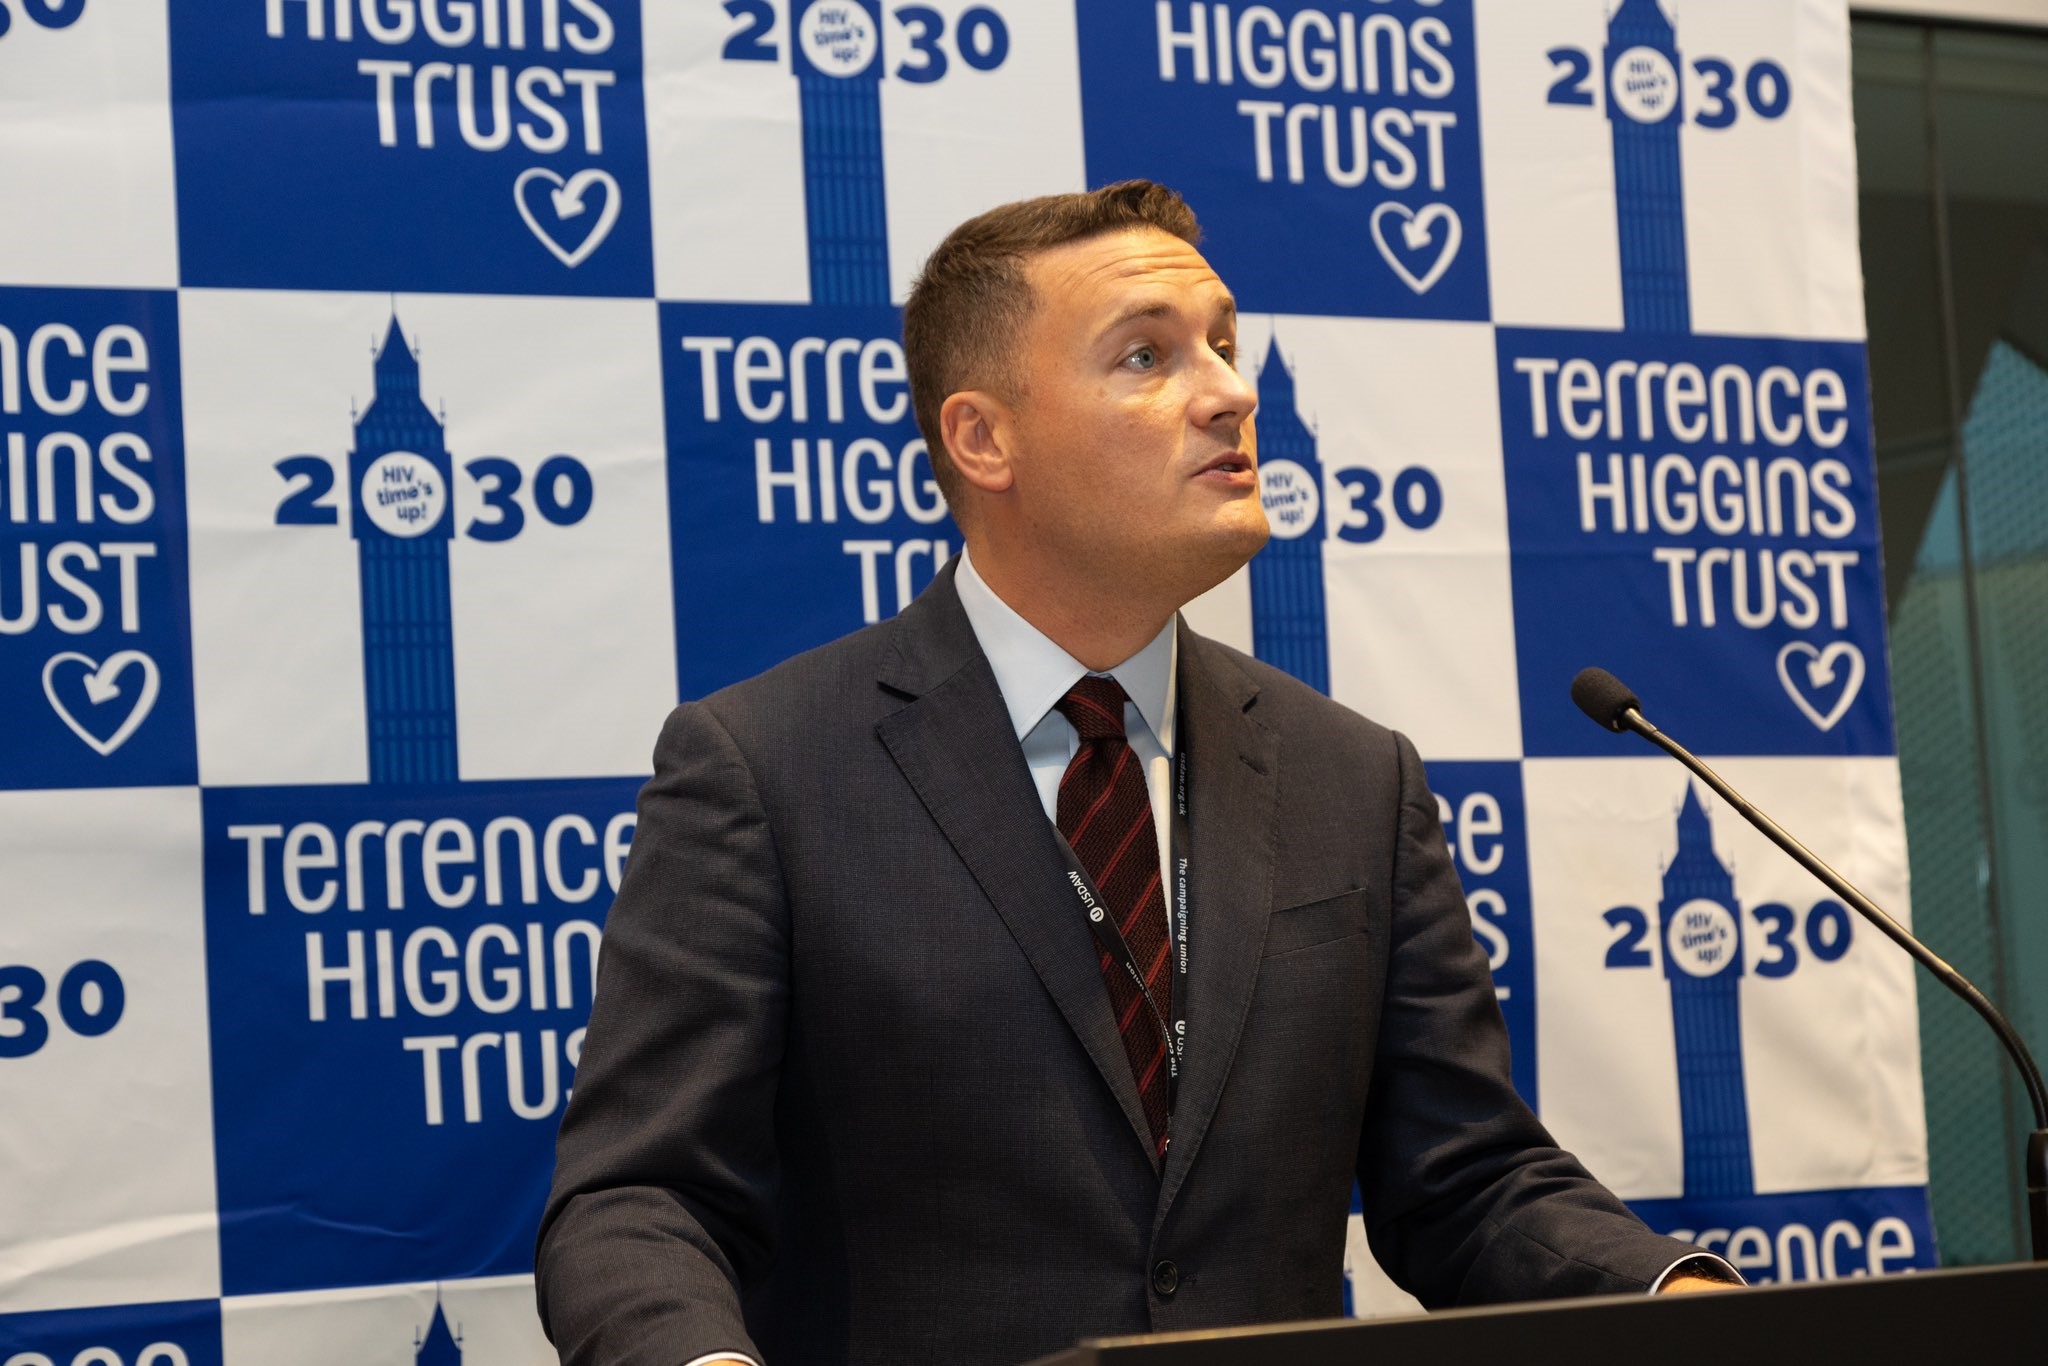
[[1053, 745, 1192, 1125]]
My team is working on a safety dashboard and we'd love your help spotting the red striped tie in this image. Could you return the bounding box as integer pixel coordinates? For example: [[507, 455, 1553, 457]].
[[1055, 676, 1172, 1157]]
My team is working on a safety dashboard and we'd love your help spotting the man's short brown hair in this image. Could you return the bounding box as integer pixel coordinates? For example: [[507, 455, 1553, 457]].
[[903, 180, 1201, 512]]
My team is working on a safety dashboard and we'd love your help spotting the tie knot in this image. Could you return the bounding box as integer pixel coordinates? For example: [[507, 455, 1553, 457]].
[[1056, 676, 1130, 742]]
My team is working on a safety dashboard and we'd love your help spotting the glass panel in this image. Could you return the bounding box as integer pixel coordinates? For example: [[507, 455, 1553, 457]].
[[1894, 471, 2015, 1264], [1933, 20, 2048, 1262], [1856, 22, 1952, 612], [1860, 16, 2048, 1265]]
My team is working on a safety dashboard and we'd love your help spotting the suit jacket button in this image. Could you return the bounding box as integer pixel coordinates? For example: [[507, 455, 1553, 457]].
[[1151, 1260, 1180, 1298]]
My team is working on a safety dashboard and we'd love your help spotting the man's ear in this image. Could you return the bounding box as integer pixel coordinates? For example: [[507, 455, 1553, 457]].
[[939, 390, 1015, 496]]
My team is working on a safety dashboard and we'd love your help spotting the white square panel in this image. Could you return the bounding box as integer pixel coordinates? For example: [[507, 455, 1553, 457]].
[[1477, 0, 1867, 342], [1233, 315, 1520, 758], [0, 786, 217, 1314], [179, 289, 675, 787], [0, 2, 178, 289], [1525, 755, 1926, 1200], [1475, 0, 1626, 331], [1676, 0, 1867, 341], [646, 0, 1084, 303], [876, 0, 1086, 301], [644, 0, 812, 303]]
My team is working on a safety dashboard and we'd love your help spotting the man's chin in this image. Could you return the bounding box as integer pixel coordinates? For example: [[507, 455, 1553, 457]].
[[1220, 505, 1272, 561], [1176, 512, 1270, 599]]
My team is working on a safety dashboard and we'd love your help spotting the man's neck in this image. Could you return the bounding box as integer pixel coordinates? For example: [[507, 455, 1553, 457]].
[[964, 542, 1177, 672]]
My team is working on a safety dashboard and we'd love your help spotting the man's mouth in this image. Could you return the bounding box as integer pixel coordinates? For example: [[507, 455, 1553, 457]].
[[1197, 453, 1254, 477]]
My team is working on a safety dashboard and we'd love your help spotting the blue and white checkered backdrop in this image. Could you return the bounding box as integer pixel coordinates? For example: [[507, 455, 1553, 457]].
[[0, 2, 1933, 1361]]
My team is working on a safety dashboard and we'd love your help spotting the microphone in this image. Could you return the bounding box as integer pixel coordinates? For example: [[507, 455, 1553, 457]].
[[1569, 667, 1641, 733], [1570, 666, 2048, 1263]]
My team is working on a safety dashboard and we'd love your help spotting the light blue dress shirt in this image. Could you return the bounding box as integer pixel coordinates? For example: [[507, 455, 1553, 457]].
[[952, 548, 1180, 905]]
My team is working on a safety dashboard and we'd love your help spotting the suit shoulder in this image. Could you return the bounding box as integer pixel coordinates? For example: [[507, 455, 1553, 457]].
[[673, 616, 900, 748], [1196, 635, 1403, 759], [638, 618, 897, 778]]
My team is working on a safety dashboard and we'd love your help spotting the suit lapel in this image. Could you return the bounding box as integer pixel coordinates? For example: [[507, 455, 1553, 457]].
[[874, 566, 1158, 1166], [1157, 623, 1281, 1221]]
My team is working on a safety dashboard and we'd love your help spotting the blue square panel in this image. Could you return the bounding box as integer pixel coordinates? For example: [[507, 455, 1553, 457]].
[[168, 5, 652, 296], [0, 286, 196, 789], [660, 301, 957, 699], [203, 777, 643, 1294], [1078, 1, 1489, 321], [1498, 328, 1894, 758], [1427, 760, 1538, 1109]]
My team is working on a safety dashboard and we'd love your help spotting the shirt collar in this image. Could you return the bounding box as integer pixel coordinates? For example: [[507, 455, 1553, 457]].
[[953, 548, 1177, 754]]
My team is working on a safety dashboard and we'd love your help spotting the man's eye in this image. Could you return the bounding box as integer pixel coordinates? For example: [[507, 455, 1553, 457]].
[[1215, 340, 1236, 366], [1124, 345, 1158, 370]]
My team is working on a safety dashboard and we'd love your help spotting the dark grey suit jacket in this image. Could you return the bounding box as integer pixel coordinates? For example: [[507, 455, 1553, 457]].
[[536, 562, 1698, 1365]]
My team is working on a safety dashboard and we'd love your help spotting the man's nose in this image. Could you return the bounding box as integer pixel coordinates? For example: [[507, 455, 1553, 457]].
[[1193, 349, 1258, 429]]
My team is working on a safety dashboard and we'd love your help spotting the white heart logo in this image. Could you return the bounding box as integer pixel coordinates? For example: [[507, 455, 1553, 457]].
[[1370, 202, 1463, 295], [1775, 641, 1865, 733], [514, 167, 622, 269], [42, 651, 161, 757]]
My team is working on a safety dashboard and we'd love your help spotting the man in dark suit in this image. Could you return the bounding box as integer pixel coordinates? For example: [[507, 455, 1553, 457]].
[[536, 181, 1734, 1366]]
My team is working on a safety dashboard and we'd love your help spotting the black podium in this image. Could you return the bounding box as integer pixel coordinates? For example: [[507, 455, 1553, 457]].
[[1025, 1263, 2048, 1365]]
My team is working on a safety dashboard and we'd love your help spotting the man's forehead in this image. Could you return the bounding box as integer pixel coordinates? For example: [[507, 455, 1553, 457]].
[[1028, 228, 1233, 316]]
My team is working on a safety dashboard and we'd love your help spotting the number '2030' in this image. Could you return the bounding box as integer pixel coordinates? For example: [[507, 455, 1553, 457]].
[[275, 455, 594, 543], [723, 0, 1011, 83], [1604, 900, 1852, 978], [1547, 47, 1792, 129]]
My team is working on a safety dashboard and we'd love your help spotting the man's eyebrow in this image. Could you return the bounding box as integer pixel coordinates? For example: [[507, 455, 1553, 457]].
[[1094, 295, 1240, 343], [1095, 301, 1173, 342]]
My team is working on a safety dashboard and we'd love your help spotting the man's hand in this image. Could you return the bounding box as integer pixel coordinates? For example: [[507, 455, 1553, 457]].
[[1659, 1272, 1739, 1294]]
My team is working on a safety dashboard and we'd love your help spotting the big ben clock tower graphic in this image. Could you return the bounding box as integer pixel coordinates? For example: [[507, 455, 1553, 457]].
[[1605, 0, 1692, 333], [1248, 338, 1331, 694], [348, 313, 460, 786], [1659, 784, 1757, 1200], [789, 0, 892, 306]]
